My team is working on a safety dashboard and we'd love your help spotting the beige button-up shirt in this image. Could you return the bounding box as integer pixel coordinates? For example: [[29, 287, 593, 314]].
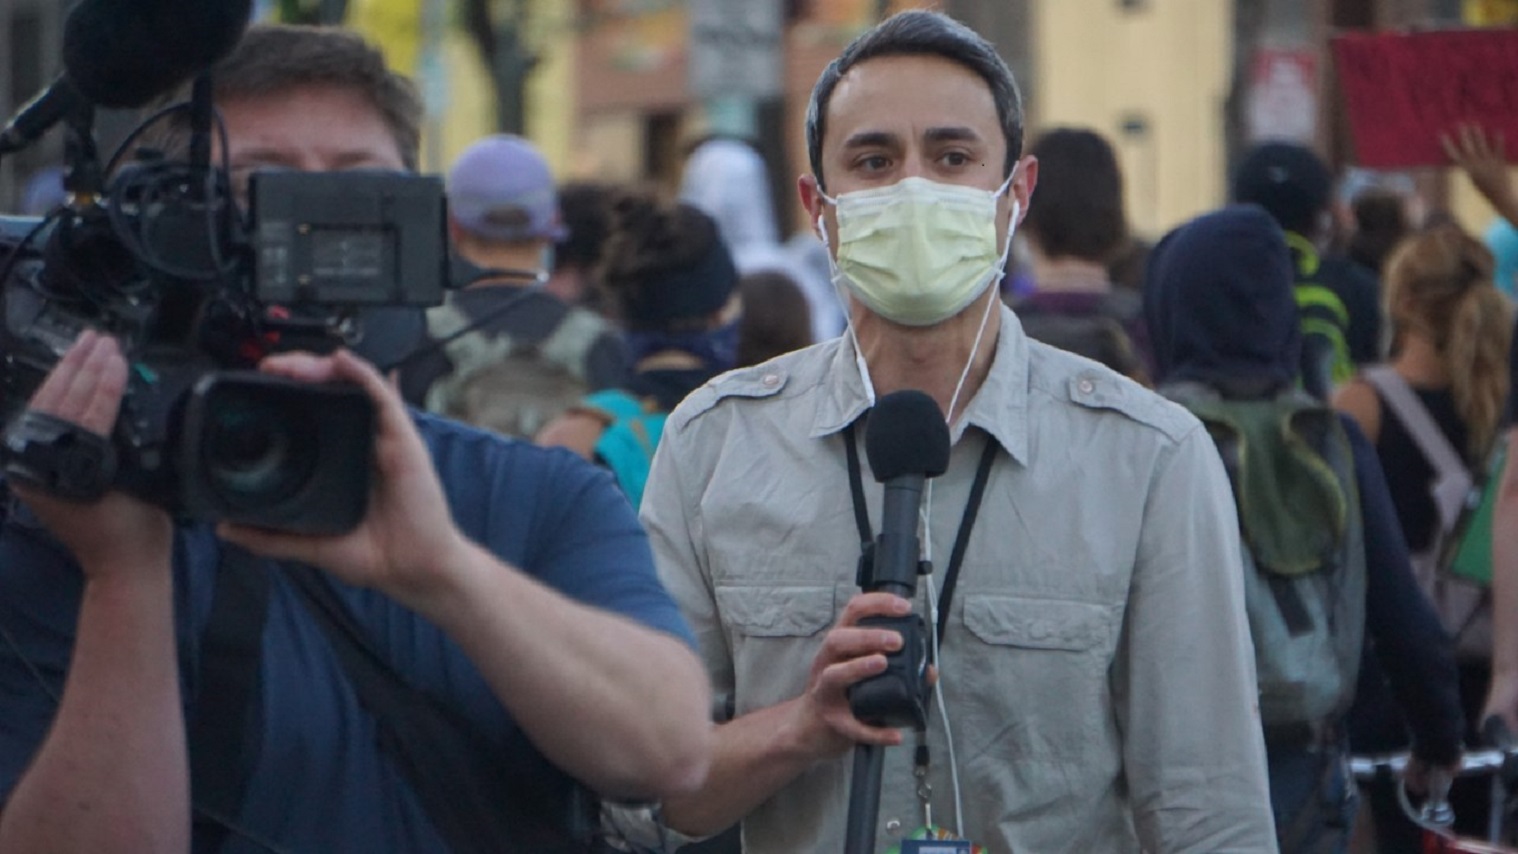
[[642, 306, 1277, 853]]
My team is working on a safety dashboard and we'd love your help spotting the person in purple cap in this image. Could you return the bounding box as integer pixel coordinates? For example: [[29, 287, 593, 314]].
[[397, 134, 630, 439]]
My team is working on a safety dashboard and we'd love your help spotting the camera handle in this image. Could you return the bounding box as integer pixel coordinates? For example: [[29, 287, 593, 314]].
[[1, 409, 116, 501]]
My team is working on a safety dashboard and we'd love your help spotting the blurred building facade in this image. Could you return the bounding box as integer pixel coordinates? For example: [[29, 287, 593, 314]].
[[562, 0, 1506, 240], [0, 0, 1511, 235]]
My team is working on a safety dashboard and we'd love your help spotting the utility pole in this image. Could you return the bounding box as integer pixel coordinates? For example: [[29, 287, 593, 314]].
[[462, 0, 538, 134], [1223, 0, 1269, 181]]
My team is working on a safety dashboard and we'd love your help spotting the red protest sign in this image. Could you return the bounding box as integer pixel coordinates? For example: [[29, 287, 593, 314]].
[[1330, 28, 1518, 168]]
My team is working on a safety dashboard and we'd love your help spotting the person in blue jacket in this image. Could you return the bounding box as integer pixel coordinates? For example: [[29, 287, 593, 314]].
[[0, 24, 711, 854]]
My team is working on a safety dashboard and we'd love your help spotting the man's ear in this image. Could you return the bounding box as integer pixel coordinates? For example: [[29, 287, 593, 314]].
[[798, 174, 826, 236], [1011, 155, 1038, 229]]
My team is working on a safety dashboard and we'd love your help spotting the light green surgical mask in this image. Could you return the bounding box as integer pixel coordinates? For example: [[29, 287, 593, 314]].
[[820, 174, 1017, 327]]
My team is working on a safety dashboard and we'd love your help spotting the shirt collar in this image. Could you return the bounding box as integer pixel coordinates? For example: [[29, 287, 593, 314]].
[[809, 303, 1031, 466]]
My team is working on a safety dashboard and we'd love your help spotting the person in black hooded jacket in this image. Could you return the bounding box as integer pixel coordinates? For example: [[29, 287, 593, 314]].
[[1143, 205, 1464, 853]]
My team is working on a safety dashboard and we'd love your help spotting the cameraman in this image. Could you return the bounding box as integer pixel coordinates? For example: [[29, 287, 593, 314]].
[[0, 24, 711, 854]]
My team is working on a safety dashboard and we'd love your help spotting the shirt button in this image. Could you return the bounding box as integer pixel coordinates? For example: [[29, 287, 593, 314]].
[[762, 373, 781, 388], [1077, 378, 1095, 395]]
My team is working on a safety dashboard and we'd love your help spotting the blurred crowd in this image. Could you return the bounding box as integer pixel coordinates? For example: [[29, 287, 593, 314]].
[[5, 8, 1518, 854]]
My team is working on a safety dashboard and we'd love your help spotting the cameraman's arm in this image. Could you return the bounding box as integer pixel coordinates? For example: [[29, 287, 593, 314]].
[[218, 350, 713, 802], [0, 332, 187, 854]]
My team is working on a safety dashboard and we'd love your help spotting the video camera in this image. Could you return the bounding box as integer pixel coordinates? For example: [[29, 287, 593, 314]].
[[0, 98, 447, 534]]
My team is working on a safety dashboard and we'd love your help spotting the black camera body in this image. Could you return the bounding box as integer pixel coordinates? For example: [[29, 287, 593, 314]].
[[2, 165, 447, 534]]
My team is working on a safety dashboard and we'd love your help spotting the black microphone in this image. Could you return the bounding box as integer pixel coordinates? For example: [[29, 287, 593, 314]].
[[843, 389, 951, 854], [848, 389, 950, 725], [0, 78, 89, 156], [864, 389, 952, 597], [0, 0, 253, 155]]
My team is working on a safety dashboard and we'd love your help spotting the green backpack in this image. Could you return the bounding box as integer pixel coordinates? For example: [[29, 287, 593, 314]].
[[1164, 383, 1367, 726]]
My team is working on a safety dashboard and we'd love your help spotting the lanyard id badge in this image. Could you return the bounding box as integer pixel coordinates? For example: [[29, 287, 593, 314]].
[[882, 740, 986, 853], [889, 830, 984, 854]]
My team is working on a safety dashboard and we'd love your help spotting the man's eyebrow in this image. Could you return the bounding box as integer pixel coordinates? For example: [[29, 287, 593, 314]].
[[841, 130, 899, 150], [924, 126, 983, 144]]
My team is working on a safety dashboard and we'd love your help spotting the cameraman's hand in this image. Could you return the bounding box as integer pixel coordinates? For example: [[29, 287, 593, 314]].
[[216, 349, 469, 606], [12, 330, 172, 574], [783, 592, 919, 759]]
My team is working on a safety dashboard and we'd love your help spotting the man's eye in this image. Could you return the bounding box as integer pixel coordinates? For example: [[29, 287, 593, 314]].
[[858, 155, 889, 172], [941, 151, 971, 167]]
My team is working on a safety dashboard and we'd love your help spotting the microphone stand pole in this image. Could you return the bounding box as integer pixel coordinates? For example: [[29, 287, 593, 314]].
[[844, 744, 886, 854]]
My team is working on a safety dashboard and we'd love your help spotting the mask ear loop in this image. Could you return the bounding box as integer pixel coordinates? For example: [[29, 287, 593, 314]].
[[817, 206, 877, 406], [944, 196, 1019, 428]]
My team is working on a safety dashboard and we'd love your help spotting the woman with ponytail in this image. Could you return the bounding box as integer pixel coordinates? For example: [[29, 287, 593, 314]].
[[1336, 225, 1511, 561], [1334, 223, 1512, 851]]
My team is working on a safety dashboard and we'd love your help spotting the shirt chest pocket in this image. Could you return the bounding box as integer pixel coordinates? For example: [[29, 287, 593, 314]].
[[716, 585, 839, 714], [959, 594, 1117, 743], [953, 594, 1122, 759], [962, 594, 1118, 653]]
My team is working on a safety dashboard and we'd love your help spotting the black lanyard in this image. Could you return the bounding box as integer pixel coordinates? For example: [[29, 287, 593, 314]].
[[844, 423, 999, 648]]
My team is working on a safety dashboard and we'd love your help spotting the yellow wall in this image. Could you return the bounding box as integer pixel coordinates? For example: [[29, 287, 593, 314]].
[[1033, 0, 1230, 239], [425, 0, 578, 179]]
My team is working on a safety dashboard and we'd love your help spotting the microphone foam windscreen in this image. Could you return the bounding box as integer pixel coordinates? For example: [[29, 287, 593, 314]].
[[63, 0, 253, 108], [865, 390, 951, 482]]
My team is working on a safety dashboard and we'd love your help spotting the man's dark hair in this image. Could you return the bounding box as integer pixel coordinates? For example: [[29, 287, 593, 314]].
[[804, 10, 1023, 191], [1023, 127, 1127, 262], [736, 270, 813, 368], [1231, 141, 1331, 237], [595, 187, 737, 332], [555, 181, 614, 272], [142, 24, 423, 170]]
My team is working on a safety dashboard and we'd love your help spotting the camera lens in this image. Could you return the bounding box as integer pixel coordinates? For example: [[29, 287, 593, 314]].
[[201, 391, 317, 508]]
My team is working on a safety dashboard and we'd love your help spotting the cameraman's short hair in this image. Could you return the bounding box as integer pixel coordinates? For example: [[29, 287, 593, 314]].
[[144, 24, 423, 170]]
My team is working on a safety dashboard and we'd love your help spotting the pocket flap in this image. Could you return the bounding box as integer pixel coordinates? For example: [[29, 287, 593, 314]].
[[964, 595, 1116, 651], [716, 585, 836, 638]]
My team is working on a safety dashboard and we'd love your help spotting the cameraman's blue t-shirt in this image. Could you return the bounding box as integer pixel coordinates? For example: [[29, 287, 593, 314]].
[[0, 412, 693, 853]]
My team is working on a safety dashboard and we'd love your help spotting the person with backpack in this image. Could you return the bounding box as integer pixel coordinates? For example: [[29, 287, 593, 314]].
[[397, 135, 629, 440], [1439, 124, 1518, 754], [1334, 224, 1511, 655], [1144, 205, 1465, 853], [1013, 127, 1153, 383], [1234, 142, 1383, 401], [536, 190, 740, 509], [1332, 221, 1513, 850]]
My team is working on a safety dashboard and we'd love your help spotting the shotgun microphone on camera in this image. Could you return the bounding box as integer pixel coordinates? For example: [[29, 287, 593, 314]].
[[0, 0, 253, 155]]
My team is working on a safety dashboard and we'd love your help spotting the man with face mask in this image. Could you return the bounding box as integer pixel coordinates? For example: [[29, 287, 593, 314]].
[[637, 10, 1276, 853]]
